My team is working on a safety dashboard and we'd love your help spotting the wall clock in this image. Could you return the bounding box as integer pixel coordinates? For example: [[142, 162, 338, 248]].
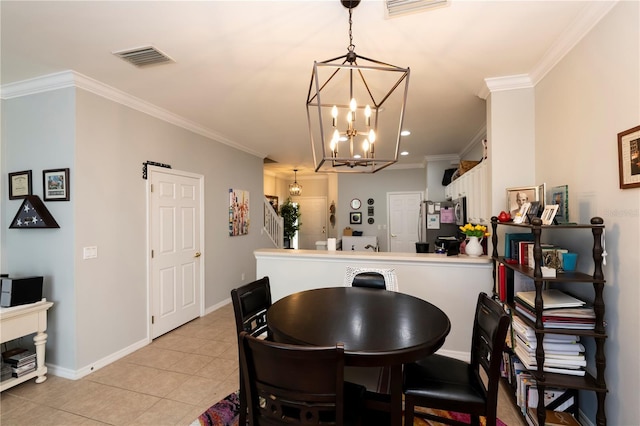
[[368, 198, 374, 205], [350, 198, 361, 210]]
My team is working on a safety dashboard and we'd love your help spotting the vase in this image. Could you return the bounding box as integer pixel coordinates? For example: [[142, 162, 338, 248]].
[[465, 236, 483, 257]]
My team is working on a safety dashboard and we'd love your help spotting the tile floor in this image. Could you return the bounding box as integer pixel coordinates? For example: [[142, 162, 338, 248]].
[[0, 303, 525, 425]]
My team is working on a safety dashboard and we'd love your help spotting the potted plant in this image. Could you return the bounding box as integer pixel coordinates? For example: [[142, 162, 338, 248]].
[[280, 198, 301, 249]]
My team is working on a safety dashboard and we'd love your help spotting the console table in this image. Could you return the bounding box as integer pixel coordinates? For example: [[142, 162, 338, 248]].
[[0, 299, 53, 391]]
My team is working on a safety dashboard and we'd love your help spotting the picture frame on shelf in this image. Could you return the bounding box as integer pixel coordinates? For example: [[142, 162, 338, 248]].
[[8, 170, 32, 200], [617, 125, 640, 189], [541, 204, 559, 225], [506, 185, 544, 218], [549, 185, 569, 223], [43, 168, 70, 201], [349, 211, 362, 225]]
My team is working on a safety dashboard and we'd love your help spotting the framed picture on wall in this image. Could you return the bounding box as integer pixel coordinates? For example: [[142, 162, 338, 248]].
[[8, 170, 32, 199], [349, 212, 362, 225], [617, 125, 640, 189], [43, 168, 70, 201]]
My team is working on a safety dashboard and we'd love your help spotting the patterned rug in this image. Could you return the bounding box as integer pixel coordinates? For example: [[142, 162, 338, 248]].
[[190, 391, 507, 426]]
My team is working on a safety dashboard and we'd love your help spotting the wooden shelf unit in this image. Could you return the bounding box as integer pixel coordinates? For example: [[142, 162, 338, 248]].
[[491, 217, 607, 426]]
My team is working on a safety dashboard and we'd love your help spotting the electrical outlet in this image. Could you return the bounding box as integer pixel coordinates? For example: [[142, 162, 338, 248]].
[[83, 246, 98, 259]]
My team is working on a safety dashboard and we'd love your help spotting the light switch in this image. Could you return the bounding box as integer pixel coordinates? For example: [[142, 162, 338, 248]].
[[83, 246, 98, 259]]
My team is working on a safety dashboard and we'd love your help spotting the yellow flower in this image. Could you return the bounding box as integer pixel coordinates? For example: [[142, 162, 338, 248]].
[[459, 223, 490, 238]]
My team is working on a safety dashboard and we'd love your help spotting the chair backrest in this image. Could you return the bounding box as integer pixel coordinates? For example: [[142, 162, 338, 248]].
[[238, 331, 348, 426], [231, 276, 272, 338], [344, 266, 398, 291], [470, 292, 511, 418]]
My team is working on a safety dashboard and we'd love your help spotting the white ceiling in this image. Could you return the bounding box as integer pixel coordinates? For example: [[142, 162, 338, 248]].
[[0, 1, 616, 177]]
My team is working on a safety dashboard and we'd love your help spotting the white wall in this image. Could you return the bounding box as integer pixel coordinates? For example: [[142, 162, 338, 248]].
[[533, 3, 639, 424]]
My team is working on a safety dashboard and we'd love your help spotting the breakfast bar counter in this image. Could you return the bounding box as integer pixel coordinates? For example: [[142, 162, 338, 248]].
[[254, 248, 492, 357]]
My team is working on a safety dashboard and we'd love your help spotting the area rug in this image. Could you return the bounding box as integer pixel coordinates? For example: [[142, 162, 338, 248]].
[[190, 391, 507, 426]]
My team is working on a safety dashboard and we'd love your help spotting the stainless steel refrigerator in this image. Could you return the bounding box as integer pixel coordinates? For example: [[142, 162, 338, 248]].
[[418, 198, 467, 253]]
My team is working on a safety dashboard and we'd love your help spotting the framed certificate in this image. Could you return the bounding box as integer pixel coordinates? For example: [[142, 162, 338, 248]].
[[8, 170, 32, 199]]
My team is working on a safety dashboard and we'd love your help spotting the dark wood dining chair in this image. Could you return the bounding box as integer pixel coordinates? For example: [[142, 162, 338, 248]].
[[238, 331, 366, 426], [403, 292, 510, 426], [231, 276, 273, 426]]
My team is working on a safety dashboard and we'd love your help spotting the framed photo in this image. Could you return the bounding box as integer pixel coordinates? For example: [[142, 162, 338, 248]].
[[549, 185, 569, 223], [618, 125, 640, 189], [349, 212, 362, 225], [43, 168, 70, 201], [512, 202, 531, 224], [541, 204, 559, 225], [8, 170, 32, 199], [506, 185, 544, 218]]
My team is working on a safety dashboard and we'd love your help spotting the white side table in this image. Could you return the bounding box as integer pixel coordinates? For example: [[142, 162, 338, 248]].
[[0, 299, 54, 391]]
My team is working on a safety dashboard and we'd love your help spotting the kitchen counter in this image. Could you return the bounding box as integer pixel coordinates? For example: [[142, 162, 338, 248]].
[[254, 248, 492, 359]]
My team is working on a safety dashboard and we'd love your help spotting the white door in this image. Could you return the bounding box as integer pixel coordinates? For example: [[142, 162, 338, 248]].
[[297, 197, 327, 250], [149, 167, 203, 338], [388, 192, 423, 252]]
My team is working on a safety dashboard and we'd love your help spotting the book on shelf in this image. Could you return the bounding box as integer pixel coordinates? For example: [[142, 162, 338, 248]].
[[526, 409, 580, 426], [513, 346, 586, 376], [505, 233, 534, 260], [511, 316, 581, 343], [516, 289, 586, 309], [2, 348, 36, 366], [11, 361, 36, 377]]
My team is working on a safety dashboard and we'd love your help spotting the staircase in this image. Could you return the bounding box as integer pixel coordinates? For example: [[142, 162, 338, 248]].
[[263, 196, 284, 248]]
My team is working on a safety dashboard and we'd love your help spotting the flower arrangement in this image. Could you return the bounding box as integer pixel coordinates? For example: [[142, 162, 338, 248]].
[[459, 223, 490, 238]]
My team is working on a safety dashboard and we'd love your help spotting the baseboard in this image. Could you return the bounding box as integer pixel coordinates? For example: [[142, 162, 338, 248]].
[[435, 348, 470, 363], [47, 337, 149, 380]]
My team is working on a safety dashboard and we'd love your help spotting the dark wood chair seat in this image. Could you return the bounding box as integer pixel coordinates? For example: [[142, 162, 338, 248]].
[[231, 277, 273, 426], [403, 292, 510, 426], [239, 331, 366, 426]]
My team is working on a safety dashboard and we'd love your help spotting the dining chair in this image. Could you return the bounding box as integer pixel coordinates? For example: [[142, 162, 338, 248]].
[[343, 266, 398, 291], [402, 292, 510, 426], [231, 276, 273, 426], [238, 331, 366, 426]]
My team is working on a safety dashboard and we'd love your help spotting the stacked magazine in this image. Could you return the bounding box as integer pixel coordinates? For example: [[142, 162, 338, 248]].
[[512, 315, 586, 376], [515, 290, 595, 330], [2, 348, 37, 378]]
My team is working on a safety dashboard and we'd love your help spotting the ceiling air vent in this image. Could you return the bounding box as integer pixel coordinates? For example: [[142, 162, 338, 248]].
[[112, 45, 174, 67], [385, 0, 449, 18]]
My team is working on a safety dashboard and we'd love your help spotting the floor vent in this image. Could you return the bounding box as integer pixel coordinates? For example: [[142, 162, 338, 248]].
[[112, 46, 174, 67]]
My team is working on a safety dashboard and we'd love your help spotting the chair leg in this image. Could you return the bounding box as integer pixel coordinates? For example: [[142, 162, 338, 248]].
[[404, 396, 415, 425]]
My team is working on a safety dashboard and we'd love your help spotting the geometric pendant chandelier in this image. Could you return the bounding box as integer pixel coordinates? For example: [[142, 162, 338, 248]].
[[306, 0, 410, 173]]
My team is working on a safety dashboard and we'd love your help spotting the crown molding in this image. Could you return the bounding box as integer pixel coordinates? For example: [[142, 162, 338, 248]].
[[0, 70, 267, 160], [478, 2, 617, 99]]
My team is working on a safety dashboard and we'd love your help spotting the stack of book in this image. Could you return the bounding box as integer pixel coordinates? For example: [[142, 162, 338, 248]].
[[515, 289, 596, 330], [2, 348, 37, 378], [512, 315, 586, 376]]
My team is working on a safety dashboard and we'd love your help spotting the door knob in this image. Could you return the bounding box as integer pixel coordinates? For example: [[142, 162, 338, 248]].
[[194, 251, 201, 258], [391, 234, 397, 237]]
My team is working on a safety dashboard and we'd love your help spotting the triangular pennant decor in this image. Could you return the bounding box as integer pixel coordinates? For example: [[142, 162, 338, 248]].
[[10, 195, 60, 229]]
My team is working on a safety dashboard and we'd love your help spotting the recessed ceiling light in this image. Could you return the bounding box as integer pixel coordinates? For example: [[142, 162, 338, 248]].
[[401, 130, 411, 136], [400, 151, 409, 156]]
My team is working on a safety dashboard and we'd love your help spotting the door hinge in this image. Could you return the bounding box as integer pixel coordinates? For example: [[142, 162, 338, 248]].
[[151, 315, 155, 324], [150, 184, 154, 192], [151, 250, 154, 258]]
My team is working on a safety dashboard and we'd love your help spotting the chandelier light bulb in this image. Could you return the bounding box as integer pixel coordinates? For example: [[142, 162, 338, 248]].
[[364, 105, 371, 127], [332, 105, 338, 127], [362, 139, 370, 153], [350, 98, 357, 112], [368, 129, 376, 143]]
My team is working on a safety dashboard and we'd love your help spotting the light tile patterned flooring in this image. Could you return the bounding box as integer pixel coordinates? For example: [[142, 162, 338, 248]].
[[0, 303, 525, 425]]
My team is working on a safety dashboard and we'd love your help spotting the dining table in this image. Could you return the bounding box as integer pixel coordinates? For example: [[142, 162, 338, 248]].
[[266, 286, 451, 426]]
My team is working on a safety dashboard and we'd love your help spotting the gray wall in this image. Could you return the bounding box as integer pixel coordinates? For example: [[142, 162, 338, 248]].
[[337, 168, 426, 251], [2, 88, 78, 370], [2, 85, 272, 374]]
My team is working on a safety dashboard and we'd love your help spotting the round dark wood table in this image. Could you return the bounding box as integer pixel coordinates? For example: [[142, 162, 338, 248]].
[[267, 286, 451, 426]]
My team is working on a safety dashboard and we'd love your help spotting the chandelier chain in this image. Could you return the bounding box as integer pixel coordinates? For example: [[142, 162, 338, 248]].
[[348, 6, 355, 52]]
